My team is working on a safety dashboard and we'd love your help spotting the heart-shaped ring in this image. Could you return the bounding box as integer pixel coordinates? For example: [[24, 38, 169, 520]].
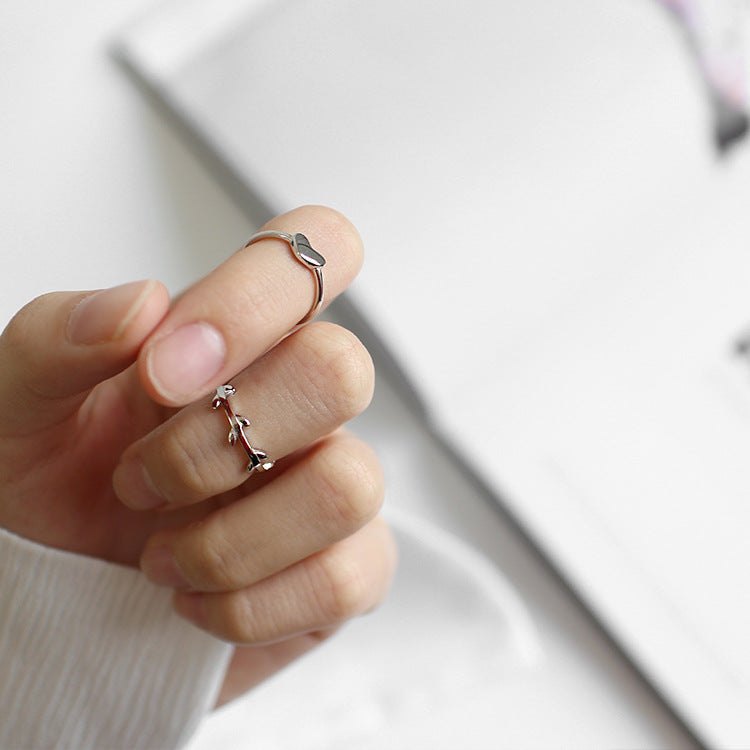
[[244, 230, 326, 328]]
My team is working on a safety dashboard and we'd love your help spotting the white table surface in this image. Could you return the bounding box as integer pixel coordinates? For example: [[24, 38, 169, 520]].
[[0, 0, 701, 746]]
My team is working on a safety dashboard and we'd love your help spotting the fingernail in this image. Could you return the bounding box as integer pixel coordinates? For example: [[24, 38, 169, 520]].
[[68, 280, 156, 345], [146, 322, 226, 401], [174, 592, 207, 628], [113, 456, 166, 510], [142, 545, 190, 589]]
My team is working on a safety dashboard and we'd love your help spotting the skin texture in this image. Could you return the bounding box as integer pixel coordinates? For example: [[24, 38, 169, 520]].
[[0, 206, 397, 707]]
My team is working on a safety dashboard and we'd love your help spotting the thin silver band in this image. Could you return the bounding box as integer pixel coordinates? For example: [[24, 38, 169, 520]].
[[212, 384, 274, 475], [244, 230, 326, 327]]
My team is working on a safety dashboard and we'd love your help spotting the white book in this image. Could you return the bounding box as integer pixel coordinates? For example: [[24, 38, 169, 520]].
[[116, 1, 750, 746]]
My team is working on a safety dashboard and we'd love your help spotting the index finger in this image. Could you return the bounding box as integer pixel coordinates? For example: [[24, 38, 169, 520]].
[[138, 205, 364, 406]]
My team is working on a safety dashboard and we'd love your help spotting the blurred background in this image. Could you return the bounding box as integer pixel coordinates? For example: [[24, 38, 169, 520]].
[[2, 0, 750, 747]]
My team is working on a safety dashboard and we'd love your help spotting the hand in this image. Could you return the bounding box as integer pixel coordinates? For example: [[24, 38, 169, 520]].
[[0, 205, 396, 706]]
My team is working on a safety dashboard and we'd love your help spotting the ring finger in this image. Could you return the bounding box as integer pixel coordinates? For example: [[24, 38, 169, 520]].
[[139, 431, 385, 594], [172, 516, 396, 643]]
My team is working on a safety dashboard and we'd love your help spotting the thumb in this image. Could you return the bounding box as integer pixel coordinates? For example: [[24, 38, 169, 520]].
[[0, 280, 170, 435]]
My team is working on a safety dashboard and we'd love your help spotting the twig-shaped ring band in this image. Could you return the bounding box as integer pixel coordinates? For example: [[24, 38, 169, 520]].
[[212, 384, 274, 475]]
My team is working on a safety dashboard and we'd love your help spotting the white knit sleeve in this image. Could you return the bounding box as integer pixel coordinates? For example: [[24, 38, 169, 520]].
[[0, 526, 233, 750]]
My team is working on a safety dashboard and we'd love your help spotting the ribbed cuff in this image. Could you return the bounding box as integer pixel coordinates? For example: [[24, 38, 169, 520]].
[[0, 527, 232, 750]]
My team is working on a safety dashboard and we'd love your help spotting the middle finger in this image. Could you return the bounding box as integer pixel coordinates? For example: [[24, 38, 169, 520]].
[[113, 322, 374, 510]]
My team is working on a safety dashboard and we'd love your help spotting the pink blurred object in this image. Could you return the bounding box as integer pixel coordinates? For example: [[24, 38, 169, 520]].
[[657, 0, 748, 146]]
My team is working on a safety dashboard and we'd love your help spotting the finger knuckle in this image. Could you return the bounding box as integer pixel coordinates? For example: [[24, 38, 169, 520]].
[[312, 547, 370, 623], [215, 590, 260, 643], [157, 421, 219, 501], [296, 323, 374, 424], [311, 437, 384, 532], [181, 520, 248, 592], [365, 518, 399, 612]]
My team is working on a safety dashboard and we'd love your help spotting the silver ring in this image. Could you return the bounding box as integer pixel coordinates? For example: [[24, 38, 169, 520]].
[[212, 384, 275, 475], [244, 230, 326, 327]]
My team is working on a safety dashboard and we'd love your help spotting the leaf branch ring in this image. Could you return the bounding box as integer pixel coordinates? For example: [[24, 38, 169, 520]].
[[212, 384, 275, 475]]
